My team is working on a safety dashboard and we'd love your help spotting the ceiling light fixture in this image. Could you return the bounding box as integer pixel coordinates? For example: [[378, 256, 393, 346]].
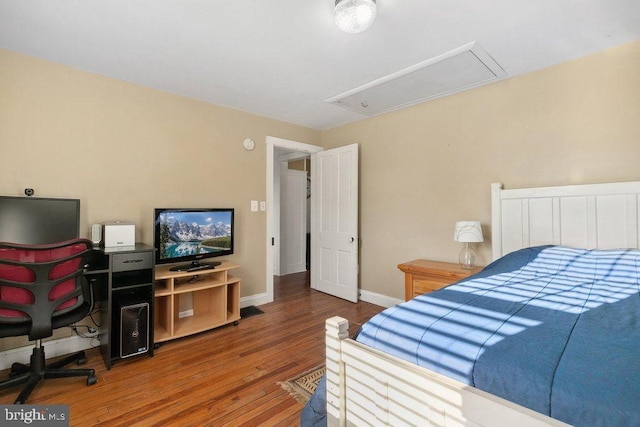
[[334, 0, 377, 34]]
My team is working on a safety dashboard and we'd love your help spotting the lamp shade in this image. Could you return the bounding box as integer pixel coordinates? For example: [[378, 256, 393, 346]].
[[334, 0, 377, 34], [454, 221, 484, 243]]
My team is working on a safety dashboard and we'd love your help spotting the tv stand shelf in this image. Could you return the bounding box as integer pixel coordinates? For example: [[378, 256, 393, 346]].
[[154, 261, 240, 343]]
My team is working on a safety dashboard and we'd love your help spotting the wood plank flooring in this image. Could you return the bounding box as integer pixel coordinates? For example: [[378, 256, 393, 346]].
[[0, 272, 384, 426]]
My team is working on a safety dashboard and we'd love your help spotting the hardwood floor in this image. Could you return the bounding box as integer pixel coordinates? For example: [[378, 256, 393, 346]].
[[0, 272, 384, 426]]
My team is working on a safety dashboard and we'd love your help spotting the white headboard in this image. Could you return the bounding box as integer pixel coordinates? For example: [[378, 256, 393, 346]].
[[491, 181, 640, 260]]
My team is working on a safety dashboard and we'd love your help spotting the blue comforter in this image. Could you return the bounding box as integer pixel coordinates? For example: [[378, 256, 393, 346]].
[[303, 246, 640, 426]]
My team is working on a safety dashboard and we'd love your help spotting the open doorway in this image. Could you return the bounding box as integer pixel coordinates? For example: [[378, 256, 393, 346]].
[[265, 137, 323, 304], [265, 137, 359, 304]]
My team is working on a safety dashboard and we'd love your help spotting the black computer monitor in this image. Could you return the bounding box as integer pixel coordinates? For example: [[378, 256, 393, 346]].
[[0, 196, 80, 244]]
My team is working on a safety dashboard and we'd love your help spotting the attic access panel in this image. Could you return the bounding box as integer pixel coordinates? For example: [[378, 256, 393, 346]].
[[326, 42, 506, 116]]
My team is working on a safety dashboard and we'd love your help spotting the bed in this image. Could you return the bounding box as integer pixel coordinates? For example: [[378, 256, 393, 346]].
[[304, 181, 640, 427]]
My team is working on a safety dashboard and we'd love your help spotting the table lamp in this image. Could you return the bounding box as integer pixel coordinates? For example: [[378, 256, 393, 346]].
[[454, 221, 483, 269]]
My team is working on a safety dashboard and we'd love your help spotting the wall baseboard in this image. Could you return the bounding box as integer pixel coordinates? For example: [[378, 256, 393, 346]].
[[240, 292, 271, 308], [0, 335, 98, 371], [359, 289, 402, 308]]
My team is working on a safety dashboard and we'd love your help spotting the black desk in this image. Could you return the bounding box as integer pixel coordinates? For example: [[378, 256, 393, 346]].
[[86, 243, 155, 369]]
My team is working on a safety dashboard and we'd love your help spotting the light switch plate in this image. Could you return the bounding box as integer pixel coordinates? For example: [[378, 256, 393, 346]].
[[251, 200, 258, 212]]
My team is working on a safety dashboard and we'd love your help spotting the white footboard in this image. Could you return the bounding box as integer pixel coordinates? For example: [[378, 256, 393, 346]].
[[325, 316, 570, 427]]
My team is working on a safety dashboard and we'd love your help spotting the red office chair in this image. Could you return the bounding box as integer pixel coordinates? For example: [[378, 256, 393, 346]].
[[0, 238, 98, 404]]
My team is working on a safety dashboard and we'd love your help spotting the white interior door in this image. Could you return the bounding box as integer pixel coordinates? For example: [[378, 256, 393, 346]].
[[311, 143, 359, 302], [280, 168, 307, 275]]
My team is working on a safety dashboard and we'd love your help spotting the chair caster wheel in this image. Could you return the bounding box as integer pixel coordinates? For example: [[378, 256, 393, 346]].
[[11, 362, 26, 372], [87, 375, 98, 386], [9, 363, 27, 377]]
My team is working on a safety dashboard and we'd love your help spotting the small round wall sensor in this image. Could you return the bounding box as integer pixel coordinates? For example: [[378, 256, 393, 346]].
[[243, 138, 255, 151]]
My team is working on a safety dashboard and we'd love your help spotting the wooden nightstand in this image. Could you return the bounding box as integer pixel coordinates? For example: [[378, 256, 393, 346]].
[[398, 259, 481, 301]]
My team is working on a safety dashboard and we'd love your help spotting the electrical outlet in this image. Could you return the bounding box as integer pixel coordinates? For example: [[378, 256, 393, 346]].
[[260, 201, 266, 211]]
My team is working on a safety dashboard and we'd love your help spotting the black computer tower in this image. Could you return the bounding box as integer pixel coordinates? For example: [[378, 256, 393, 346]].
[[119, 301, 149, 358]]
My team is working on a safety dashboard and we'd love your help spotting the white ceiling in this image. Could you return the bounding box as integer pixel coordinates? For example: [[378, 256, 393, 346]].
[[1, 1, 638, 130]]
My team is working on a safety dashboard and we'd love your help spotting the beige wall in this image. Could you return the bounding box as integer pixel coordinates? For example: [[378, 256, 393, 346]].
[[0, 48, 319, 300], [321, 40, 640, 299], [2, 40, 639, 314]]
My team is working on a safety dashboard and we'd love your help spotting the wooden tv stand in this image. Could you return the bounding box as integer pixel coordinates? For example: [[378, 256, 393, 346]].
[[153, 261, 240, 343]]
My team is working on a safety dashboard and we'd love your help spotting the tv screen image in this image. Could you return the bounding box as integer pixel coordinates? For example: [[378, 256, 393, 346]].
[[154, 208, 234, 271]]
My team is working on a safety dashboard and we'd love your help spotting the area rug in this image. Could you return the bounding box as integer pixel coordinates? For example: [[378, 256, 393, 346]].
[[278, 364, 325, 404], [240, 305, 264, 318]]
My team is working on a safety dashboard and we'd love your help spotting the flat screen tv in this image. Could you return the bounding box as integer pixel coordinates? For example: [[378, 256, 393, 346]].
[[0, 196, 80, 245], [153, 208, 234, 271]]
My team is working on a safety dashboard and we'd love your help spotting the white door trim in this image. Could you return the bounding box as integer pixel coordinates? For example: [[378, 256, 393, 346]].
[[265, 136, 323, 303]]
